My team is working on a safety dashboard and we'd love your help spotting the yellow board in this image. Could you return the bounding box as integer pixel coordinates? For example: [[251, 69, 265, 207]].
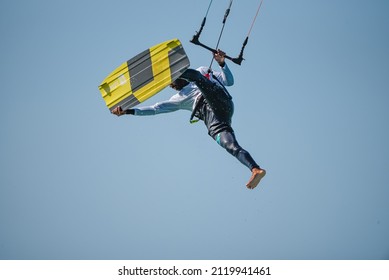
[[98, 39, 190, 111]]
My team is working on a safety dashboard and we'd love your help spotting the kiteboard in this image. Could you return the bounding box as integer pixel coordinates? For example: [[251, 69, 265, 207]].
[[98, 38, 190, 111]]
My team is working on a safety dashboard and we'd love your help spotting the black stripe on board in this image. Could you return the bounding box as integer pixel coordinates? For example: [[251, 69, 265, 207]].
[[168, 45, 190, 82], [110, 94, 140, 111], [127, 49, 154, 93]]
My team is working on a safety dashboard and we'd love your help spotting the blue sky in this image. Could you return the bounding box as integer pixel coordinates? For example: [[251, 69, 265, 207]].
[[1, 0, 388, 260]]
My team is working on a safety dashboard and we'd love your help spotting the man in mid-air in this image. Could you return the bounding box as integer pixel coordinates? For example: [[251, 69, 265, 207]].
[[112, 50, 266, 189]]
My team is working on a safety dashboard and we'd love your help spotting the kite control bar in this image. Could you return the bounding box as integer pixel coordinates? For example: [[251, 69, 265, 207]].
[[190, 34, 245, 65], [190, 0, 245, 66], [190, 0, 264, 67]]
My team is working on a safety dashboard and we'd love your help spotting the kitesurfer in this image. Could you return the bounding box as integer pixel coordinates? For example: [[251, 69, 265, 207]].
[[111, 50, 266, 189]]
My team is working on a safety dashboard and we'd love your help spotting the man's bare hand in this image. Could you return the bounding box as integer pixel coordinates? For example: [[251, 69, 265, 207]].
[[214, 49, 226, 66], [111, 106, 125, 116]]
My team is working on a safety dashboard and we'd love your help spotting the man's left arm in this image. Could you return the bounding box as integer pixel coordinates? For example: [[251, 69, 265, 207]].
[[214, 50, 234, 86]]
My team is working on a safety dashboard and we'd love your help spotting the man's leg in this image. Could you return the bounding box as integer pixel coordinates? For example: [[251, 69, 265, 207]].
[[182, 69, 266, 189], [216, 131, 266, 189], [181, 69, 232, 119]]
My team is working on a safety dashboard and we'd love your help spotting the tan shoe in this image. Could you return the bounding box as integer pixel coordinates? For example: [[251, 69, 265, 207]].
[[246, 168, 266, 189]]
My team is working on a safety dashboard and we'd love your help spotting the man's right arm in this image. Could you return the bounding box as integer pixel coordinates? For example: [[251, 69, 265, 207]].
[[111, 99, 182, 117]]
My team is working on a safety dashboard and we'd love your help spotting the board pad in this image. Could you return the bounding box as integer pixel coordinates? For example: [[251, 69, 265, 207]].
[[99, 39, 190, 111]]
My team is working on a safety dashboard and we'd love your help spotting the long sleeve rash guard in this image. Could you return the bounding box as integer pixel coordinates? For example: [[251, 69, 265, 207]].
[[132, 64, 234, 116]]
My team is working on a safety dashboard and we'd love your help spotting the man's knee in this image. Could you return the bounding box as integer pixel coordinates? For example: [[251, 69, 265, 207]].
[[180, 69, 202, 82]]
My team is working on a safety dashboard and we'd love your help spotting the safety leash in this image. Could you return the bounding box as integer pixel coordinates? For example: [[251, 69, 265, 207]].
[[208, 0, 233, 70]]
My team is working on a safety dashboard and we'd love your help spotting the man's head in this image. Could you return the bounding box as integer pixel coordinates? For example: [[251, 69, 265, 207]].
[[170, 78, 189, 91]]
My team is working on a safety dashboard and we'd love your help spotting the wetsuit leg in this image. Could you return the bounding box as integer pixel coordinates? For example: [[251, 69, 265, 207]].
[[181, 69, 233, 120], [182, 69, 259, 170], [215, 131, 260, 171]]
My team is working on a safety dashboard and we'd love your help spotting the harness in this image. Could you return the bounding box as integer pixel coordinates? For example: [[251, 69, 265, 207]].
[[189, 72, 232, 124]]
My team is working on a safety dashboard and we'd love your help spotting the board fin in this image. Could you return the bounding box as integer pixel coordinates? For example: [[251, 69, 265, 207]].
[[99, 38, 190, 111]]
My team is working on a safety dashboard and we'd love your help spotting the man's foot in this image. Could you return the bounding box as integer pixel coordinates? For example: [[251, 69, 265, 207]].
[[246, 168, 266, 189]]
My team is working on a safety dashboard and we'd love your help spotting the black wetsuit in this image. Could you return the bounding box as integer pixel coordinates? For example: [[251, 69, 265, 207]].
[[182, 69, 260, 171]]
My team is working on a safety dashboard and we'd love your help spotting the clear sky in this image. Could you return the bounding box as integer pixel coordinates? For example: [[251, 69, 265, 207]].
[[1, 0, 388, 260]]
